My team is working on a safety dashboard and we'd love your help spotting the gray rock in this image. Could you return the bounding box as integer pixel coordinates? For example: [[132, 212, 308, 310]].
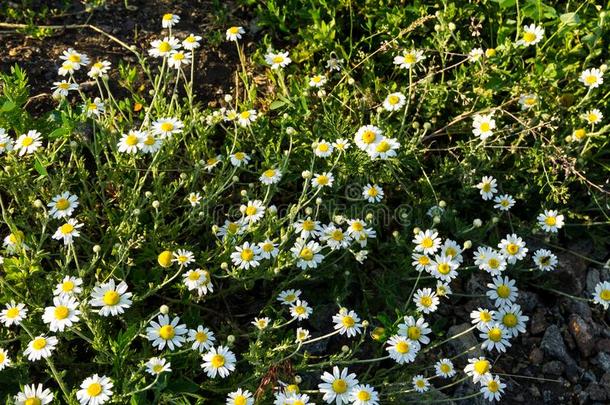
[[586, 383, 607, 401], [586, 268, 601, 293], [568, 314, 596, 357], [541, 325, 575, 366], [446, 322, 483, 358], [542, 360, 565, 375], [595, 352, 610, 374]]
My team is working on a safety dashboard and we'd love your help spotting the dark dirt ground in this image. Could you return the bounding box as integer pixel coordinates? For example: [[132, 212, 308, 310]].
[[1, 1, 610, 404]]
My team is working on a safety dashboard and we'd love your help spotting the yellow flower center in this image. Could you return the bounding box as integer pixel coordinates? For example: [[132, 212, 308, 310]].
[[420, 296, 432, 307], [331, 229, 344, 241], [55, 198, 70, 210], [318, 143, 329, 152], [375, 140, 391, 153], [285, 294, 296, 302], [488, 379, 499, 392], [125, 134, 139, 146], [544, 216, 556, 226], [506, 243, 519, 255], [600, 290, 610, 301], [211, 354, 225, 368], [525, 97, 536, 105], [497, 285, 510, 298], [103, 291, 120, 306], [21, 136, 34, 147], [0, 353, 4, 363], [295, 306, 306, 315], [418, 256, 430, 266], [93, 62, 104, 69], [403, 53, 416, 64], [234, 396, 247, 405], [302, 220, 315, 231], [162, 13, 173, 21], [480, 122, 490, 132], [367, 187, 378, 197], [6, 307, 19, 318], [474, 359, 490, 375], [407, 326, 421, 340], [188, 271, 201, 281], [60, 223, 74, 235], [234, 152, 245, 160], [86, 382, 102, 397], [159, 42, 171, 53], [299, 247, 314, 261], [523, 31, 536, 43], [68, 54, 81, 63], [438, 263, 451, 274], [54, 306, 69, 320], [488, 258, 500, 269], [357, 390, 371, 401], [332, 379, 347, 394], [361, 130, 377, 144], [421, 237, 433, 248], [440, 363, 451, 373], [388, 95, 400, 105], [240, 248, 254, 261], [351, 222, 364, 232], [482, 183, 491, 192], [342, 316, 355, 328], [316, 175, 329, 185], [144, 135, 155, 145], [158, 250, 173, 267], [160, 122, 174, 132], [24, 398, 41, 405], [588, 113, 598, 122], [446, 247, 456, 257], [503, 313, 517, 328], [262, 243, 274, 252], [245, 206, 258, 216], [488, 327, 503, 342], [480, 311, 492, 322], [195, 331, 208, 342], [312, 76, 322, 83], [272, 56, 284, 64], [173, 52, 185, 61], [152, 364, 164, 373], [159, 325, 175, 340], [573, 129, 586, 139], [264, 169, 276, 178], [32, 337, 47, 350], [229, 27, 240, 34], [585, 75, 598, 85], [58, 82, 70, 89]]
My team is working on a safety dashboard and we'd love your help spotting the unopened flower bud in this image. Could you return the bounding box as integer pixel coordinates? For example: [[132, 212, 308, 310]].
[[160, 305, 169, 314], [152, 200, 160, 209], [438, 200, 446, 208], [93, 245, 101, 253], [463, 240, 472, 249], [33, 199, 43, 208], [302, 170, 312, 179]]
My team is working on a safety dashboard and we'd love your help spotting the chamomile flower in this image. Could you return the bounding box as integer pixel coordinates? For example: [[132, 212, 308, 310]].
[[87, 60, 111, 79], [138, 132, 163, 154], [585, 108, 603, 125], [411, 253, 431, 272], [332, 308, 362, 337], [435, 359, 456, 378], [480, 374, 506, 402], [429, 254, 459, 282], [76, 374, 113, 405], [277, 289, 301, 305], [495, 303, 528, 337], [386, 334, 420, 364], [265, 51, 292, 69], [187, 192, 202, 206], [14, 383, 54, 405], [85, 98, 105, 118], [117, 130, 143, 154], [436, 281, 452, 297], [309, 74, 327, 87], [441, 239, 463, 263], [537, 209, 564, 233], [470, 308, 496, 331], [227, 389, 254, 405], [217, 220, 245, 240], [472, 113, 496, 140], [146, 314, 188, 350], [231, 241, 262, 270], [24, 335, 58, 361], [498, 234, 528, 264], [345, 218, 369, 239], [205, 155, 223, 171], [258, 239, 279, 259], [48, 191, 79, 219], [0, 301, 27, 327], [3, 230, 28, 253], [362, 183, 384, 203], [226, 26, 245, 41], [398, 316, 431, 345], [532, 249, 558, 271], [58, 60, 77, 76], [0, 132, 13, 154], [237, 110, 257, 127], [487, 276, 518, 307], [201, 346, 236, 378], [0, 348, 9, 370], [320, 224, 351, 250], [240, 200, 266, 223], [182, 34, 202, 50], [468, 47, 484, 63], [161, 13, 179, 28], [318, 366, 359, 405], [14, 130, 42, 156], [493, 194, 515, 211], [149, 36, 180, 58], [188, 325, 216, 352], [579, 68, 604, 89], [296, 327, 311, 342], [168, 50, 191, 69], [146, 357, 172, 375], [413, 288, 439, 314], [476, 176, 497, 200], [89, 279, 132, 317], [412, 375, 430, 393], [172, 249, 195, 267], [60, 48, 90, 69], [183, 268, 213, 296], [354, 125, 383, 152], [464, 357, 492, 383], [152, 117, 183, 138], [393, 49, 425, 69], [518, 93, 537, 110], [593, 281, 610, 310], [260, 168, 282, 185], [516, 24, 544, 47], [368, 137, 400, 159], [314, 140, 334, 157], [42, 295, 80, 332], [332, 138, 351, 151], [480, 323, 511, 352], [349, 384, 379, 405], [229, 151, 251, 167], [412, 229, 441, 255], [312, 172, 334, 188], [572, 128, 587, 142], [292, 240, 324, 269], [52, 80, 79, 97], [252, 317, 270, 330], [479, 248, 507, 276], [290, 300, 313, 320], [294, 218, 323, 239], [383, 92, 406, 111], [53, 276, 83, 298]]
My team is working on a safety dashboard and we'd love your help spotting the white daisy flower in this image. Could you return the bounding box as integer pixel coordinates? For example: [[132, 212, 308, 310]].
[[386, 334, 420, 364], [85, 98, 105, 118], [314, 140, 334, 158], [52, 80, 79, 97], [260, 168, 282, 185], [58, 60, 77, 76], [294, 218, 322, 239], [480, 374, 506, 402], [318, 366, 359, 405], [349, 384, 379, 405], [152, 117, 183, 138], [393, 49, 425, 69], [76, 374, 113, 405], [0, 348, 9, 370], [226, 388, 254, 405], [24, 335, 58, 361], [182, 34, 202, 50], [470, 308, 496, 331], [320, 223, 351, 250], [117, 130, 144, 154], [14, 130, 42, 156], [312, 172, 334, 188], [240, 200, 266, 223], [183, 268, 213, 296], [413, 288, 439, 314], [137, 132, 163, 154], [480, 323, 511, 352], [42, 295, 81, 332], [258, 239, 279, 259], [498, 233, 528, 264], [383, 92, 406, 111], [290, 300, 313, 321], [441, 239, 463, 263], [291, 240, 324, 269], [205, 155, 223, 171], [60, 48, 90, 69], [87, 60, 111, 79], [398, 315, 431, 345], [168, 50, 192, 69], [332, 308, 362, 337], [89, 279, 133, 317], [277, 289, 301, 305], [161, 13, 180, 28], [411, 253, 431, 272], [295, 327, 311, 342], [252, 317, 270, 330], [362, 183, 383, 203], [309, 74, 327, 87], [532, 248, 558, 271], [518, 93, 537, 110], [0, 131, 14, 154], [493, 194, 515, 211], [149, 36, 180, 58], [47, 191, 79, 219], [217, 220, 245, 240], [584, 108, 603, 125], [229, 151, 251, 167], [201, 345, 236, 378], [472, 113, 496, 140], [476, 176, 497, 200], [434, 358, 456, 378], [146, 357, 172, 375], [332, 138, 351, 151], [172, 249, 195, 267], [3, 230, 28, 253], [580, 68, 604, 88], [236, 110, 257, 127], [436, 281, 452, 297], [486, 276, 518, 307], [226, 26, 245, 41], [412, 229, 441, 255], [53, 276, 83, 298], [412, 375, 430, 393], [354, 125, 383, 152], [516, 24, 544, 47], [537, 209, 564, 233], [468, 47, 484, 63], [265, 51, 292, 69], [495, 303, 528, 337], [0, 301, 27, 327], [14, 383, 54, 405], [367, 137, 399, 160], [187, 192, 202, 206], [146, 314, 188, 350], [231, 241, 262, 270], [429, 254, 459, 282], [592, 281, 610, 310], [188, 325, 216, 352], [464, 356, 492, 383]]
